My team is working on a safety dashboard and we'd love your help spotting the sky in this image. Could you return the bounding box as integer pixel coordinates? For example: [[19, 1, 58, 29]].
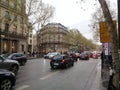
[[43, 0, 117, 42]]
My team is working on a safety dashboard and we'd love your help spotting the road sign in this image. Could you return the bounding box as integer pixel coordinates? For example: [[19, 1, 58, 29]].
[[99, 21, 116, 43]]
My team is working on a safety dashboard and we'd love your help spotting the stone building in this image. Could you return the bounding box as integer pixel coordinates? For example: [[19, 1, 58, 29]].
[[37, 23, 69, 54], [0, 0, 32, 54]]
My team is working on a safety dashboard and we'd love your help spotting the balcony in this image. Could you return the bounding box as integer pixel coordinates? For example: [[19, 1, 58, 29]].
[[1, 30, 27, 39], [0, 1, 25, 15], [9, 32, 27, 39]]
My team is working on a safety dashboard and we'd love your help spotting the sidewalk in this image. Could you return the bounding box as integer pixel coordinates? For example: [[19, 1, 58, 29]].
[[90, 61, 108, 90]]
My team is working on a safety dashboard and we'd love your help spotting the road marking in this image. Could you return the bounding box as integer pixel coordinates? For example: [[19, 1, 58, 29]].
[[15, 85, 30, 90], [40, 71, 59, 80]]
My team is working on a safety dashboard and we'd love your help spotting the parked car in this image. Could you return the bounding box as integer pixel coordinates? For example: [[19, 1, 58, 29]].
[[0, 53, 10, 59], [75, 53, 81, 59], [0, 55, 19, 75], [92, 53, 98, 59], [44, 52, 60, 59], [80, 52, 89, 60], [0, 69, 16, 90], [7, 53, 27, 66], [50, 54, 74, 69]]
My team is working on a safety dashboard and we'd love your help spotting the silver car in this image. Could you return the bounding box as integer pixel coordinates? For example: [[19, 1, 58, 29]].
[[44, 52, 61, 59], [0, 56, 19, 75]]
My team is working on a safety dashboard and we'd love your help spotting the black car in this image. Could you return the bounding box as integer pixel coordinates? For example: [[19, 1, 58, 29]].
[[69, 52, 78, 61], [0, 69, 16, 90], [50, 54, 74, 69], [7, 53, 27, 66], [0, 56, 19, 75]]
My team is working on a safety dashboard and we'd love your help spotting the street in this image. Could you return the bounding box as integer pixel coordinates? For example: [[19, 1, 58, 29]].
[[14, 58, 102, 90]]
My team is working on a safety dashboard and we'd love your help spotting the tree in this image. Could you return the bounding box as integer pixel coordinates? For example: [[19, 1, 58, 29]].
[[26, 0, 55, 31], [90, 0, 116, 42], [26, 0, 55, 52], [65, 29, 97, 51], [79, 0, 119, 88], [98, 0, 119, 88]]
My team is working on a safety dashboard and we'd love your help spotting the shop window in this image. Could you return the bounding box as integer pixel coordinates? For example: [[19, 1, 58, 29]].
[[3, 40, 8, 53]]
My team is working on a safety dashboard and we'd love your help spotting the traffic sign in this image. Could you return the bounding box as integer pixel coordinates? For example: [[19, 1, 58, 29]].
[[99, 21, 116, 43]]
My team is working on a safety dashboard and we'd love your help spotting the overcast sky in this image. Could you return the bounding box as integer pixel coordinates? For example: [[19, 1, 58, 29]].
[[43, 0, 117, 41]]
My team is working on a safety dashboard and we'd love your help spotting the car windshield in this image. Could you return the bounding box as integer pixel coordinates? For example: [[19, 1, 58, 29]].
[[0, 53, 10, 59], [53, 55, 62, 60], [0, 56, 5, 62]]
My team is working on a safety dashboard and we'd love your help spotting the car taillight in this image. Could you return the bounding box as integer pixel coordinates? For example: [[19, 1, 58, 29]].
[[62, 59, 65, 63]]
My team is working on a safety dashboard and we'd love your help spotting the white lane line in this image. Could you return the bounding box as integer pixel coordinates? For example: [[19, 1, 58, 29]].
[[40, 71, 59, 80], [15, 85, 30, 90]]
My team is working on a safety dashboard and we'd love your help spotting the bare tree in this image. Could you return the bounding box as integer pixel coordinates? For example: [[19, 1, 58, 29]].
[[26, 0, 55, 31], [78, 0, 119, 88], [90, 0, 116, 42], [98, 0, 119, 88], [26, 0, 55, 53]]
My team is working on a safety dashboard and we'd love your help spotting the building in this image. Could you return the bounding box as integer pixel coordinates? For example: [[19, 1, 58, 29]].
[[0, 0, 32, 54], [32, 34, 37, 52], [37, 23, 69, 54]]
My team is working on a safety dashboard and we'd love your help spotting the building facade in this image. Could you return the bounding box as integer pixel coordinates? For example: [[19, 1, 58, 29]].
[[37, 23, 69, 54], [0, 0, 31, 54]]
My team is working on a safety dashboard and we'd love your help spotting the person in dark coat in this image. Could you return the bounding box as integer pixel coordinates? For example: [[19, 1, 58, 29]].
[[107, 66, 116, 90], [101, 51, 105, 65]]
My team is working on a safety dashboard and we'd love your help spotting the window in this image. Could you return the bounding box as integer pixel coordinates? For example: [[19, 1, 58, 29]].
[[21, 45, 24, 51], [13, 3, 17, 8], [5, 0, 9, 5], [13, 15, 17, 21], [20, 17, 23, 23], [5, 11, 9, 18], [30, 39, 32, 44], [13, 25, 17, 33], [5, 23, 9, 32], [0, 56, 4, 62], [30, 34, 32, 38]]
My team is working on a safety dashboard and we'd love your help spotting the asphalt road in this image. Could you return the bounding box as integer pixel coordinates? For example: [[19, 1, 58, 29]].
[[13, 58, 101, 90]]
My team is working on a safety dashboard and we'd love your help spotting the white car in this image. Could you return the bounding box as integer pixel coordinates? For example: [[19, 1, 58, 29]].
[[44, 52, 60, 59]]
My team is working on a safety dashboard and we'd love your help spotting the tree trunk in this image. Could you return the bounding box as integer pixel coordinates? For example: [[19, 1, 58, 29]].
[[98, 0, 120, 88]]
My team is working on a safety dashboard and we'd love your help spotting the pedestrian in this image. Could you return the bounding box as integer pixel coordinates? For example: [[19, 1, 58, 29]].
[[107, 66, 116, 90], [23, 51, 26, 54], [101, 51, 105, 67]]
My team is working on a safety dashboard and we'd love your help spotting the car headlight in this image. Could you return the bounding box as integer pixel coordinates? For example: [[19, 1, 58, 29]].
[[11, 72, 15, 76]]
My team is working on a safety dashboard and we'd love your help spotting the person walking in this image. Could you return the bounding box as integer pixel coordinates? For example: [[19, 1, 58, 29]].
[[107, 66, 116, 90]]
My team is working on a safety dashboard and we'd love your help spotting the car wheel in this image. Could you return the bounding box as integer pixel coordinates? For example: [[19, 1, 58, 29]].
[[21, 61, 26, 66], [71, 62, 74, 66], [65, 63, 68, 68], [0, 79, 12, 90], [10, 65, 18, 75]]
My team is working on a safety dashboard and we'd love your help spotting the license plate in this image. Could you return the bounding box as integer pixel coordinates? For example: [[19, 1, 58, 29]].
[[54, 63, 59, 65]]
